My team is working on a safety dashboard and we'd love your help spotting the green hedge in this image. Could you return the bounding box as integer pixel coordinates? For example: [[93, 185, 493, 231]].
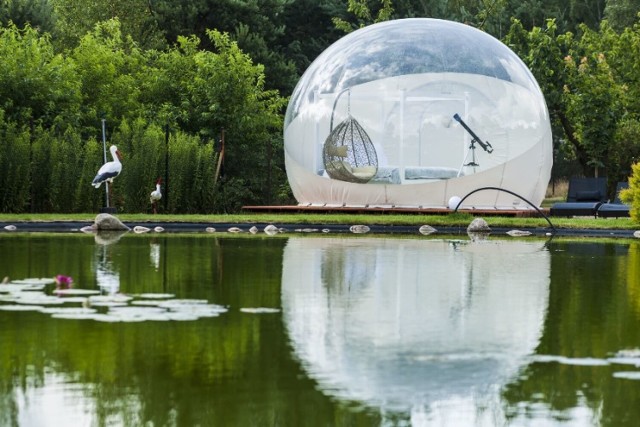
[[0, 118, 31, 212], [0, 116, 221, 214]]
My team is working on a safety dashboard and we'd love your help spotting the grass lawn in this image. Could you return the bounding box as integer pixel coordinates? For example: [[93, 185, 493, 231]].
[[4, 180, 635, 231], [0, 182, 635, 231]]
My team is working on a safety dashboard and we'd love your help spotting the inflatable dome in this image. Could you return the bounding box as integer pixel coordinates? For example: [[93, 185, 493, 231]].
[[284, 18, 552, 209]]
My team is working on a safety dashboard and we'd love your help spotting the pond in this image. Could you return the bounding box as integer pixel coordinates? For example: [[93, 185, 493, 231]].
[[1, 231, 640, 426]]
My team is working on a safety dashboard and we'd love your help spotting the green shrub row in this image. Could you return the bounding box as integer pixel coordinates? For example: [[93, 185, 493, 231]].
[[0, 117, 221, 214]]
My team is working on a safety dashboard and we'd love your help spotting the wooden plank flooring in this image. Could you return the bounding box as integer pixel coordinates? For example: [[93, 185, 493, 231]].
[[242, 205, 549, 217]]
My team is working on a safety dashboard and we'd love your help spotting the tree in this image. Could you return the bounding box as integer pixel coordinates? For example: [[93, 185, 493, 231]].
[[504, 19, 579, 175], [505, 18, 640, 193], [69, 19, 147, 135], [147, 0, 297, 94], [50, 0, 165, 49], [620, 162, 640, 222], [605, 0, 640, 31], [0, 0, 55, 33], [280, 0, 345, 78], [567, 0, 606, 30], [383, 0, 607, 36], [333, 0, 394, 32], [563, 47, 624, 177], [0, 22, 80, 128]]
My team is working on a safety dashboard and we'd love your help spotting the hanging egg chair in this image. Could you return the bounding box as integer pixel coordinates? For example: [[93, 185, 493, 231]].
[[323, 89, 378, 183]]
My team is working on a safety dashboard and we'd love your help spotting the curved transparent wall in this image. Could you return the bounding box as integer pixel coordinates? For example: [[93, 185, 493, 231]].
[[284, 18, 552, 209]]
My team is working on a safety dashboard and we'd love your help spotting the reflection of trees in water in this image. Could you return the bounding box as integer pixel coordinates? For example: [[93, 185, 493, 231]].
[[94, 240, 121, 295], [626, 242, 640, 315], [320, 243, 375, 295], [149, 242, 161, 271], [501, 241, 640, 426]]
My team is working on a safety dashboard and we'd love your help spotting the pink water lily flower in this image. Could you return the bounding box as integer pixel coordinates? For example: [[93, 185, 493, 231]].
[[54, 275, 74, 289]]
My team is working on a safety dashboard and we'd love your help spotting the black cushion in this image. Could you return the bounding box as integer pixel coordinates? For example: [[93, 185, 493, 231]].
[[575, 190, 601, 201]]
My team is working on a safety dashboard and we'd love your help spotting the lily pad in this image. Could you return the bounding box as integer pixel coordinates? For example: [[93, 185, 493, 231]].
[[110, 306, 167, 315], [137, 293, 175, 299], [107, 306, 170, 322], [41, 307, 98, 315], [608, 357, 640, 367], [169, 304, 228, 317], [613, 371, 640, 380], [0, 284, 46, 293], [57, 297, 92, 304], [53, 289, 101, 296], [130, 300, 164, 306], [91, 314, 124, 323], [240, 307, 281, 314], [11, 278, 56, 285], [15, 294, 65, 306], [166, 312, 201, 321], [89, 295, 133, 303], [532, 355, 610, 366], [158, 299, 209, 309], [51, 312, 105, 320], [0, 304, 44, 311], [89, 301, 129, 308]]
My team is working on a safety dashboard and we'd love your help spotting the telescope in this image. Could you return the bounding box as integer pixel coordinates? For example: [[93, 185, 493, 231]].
[[453, 113, 493, 154]]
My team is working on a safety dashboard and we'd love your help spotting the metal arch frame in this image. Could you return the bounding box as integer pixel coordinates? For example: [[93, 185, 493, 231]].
[[453, 186, 556, 232]]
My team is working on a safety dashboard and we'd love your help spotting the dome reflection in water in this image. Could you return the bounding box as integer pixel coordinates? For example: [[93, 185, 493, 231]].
[[281, 237, 550, 424]]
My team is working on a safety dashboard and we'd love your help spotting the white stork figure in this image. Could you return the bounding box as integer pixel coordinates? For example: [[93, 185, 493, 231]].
[[150, 178, 162, 214], [92, 145, 123, 206]]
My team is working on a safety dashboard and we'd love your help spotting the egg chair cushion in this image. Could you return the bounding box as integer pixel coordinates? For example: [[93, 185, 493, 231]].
[[323, 116, 378, 183]]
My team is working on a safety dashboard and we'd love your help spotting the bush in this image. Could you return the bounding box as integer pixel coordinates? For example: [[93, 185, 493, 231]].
[[0, 118, 31, 213], [113, 119, 165, 213], [620, 162, 640, 223]]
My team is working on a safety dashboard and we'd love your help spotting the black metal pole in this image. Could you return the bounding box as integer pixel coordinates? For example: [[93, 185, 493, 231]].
[[102, 119, 109, 208], [164, 124, 169, 212]]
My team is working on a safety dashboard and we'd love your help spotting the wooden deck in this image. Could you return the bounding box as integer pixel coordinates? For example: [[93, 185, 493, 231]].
[[242, 204, 549, 217]]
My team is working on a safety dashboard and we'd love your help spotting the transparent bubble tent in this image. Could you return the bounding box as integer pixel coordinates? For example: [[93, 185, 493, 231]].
[[284, 18, 553, 209]]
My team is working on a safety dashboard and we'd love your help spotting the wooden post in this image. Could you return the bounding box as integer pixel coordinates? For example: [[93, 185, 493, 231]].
[[214, 128, 225, 184]]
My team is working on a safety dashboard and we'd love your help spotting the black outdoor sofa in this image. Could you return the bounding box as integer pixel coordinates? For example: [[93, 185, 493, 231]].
[[549, 177, 608, 217], [596, 182, 630, 218]]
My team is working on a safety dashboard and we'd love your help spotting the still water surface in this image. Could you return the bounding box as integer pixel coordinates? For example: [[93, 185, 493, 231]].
[[1, 232, 640, 426]]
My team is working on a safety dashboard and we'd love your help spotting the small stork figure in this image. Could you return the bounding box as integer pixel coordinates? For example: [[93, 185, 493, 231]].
[[150, 178, 162, 214], [92, 145, 123, 207]]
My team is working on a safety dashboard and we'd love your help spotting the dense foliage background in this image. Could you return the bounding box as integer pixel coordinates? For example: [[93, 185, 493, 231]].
[[2, 0, 640, 214]]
